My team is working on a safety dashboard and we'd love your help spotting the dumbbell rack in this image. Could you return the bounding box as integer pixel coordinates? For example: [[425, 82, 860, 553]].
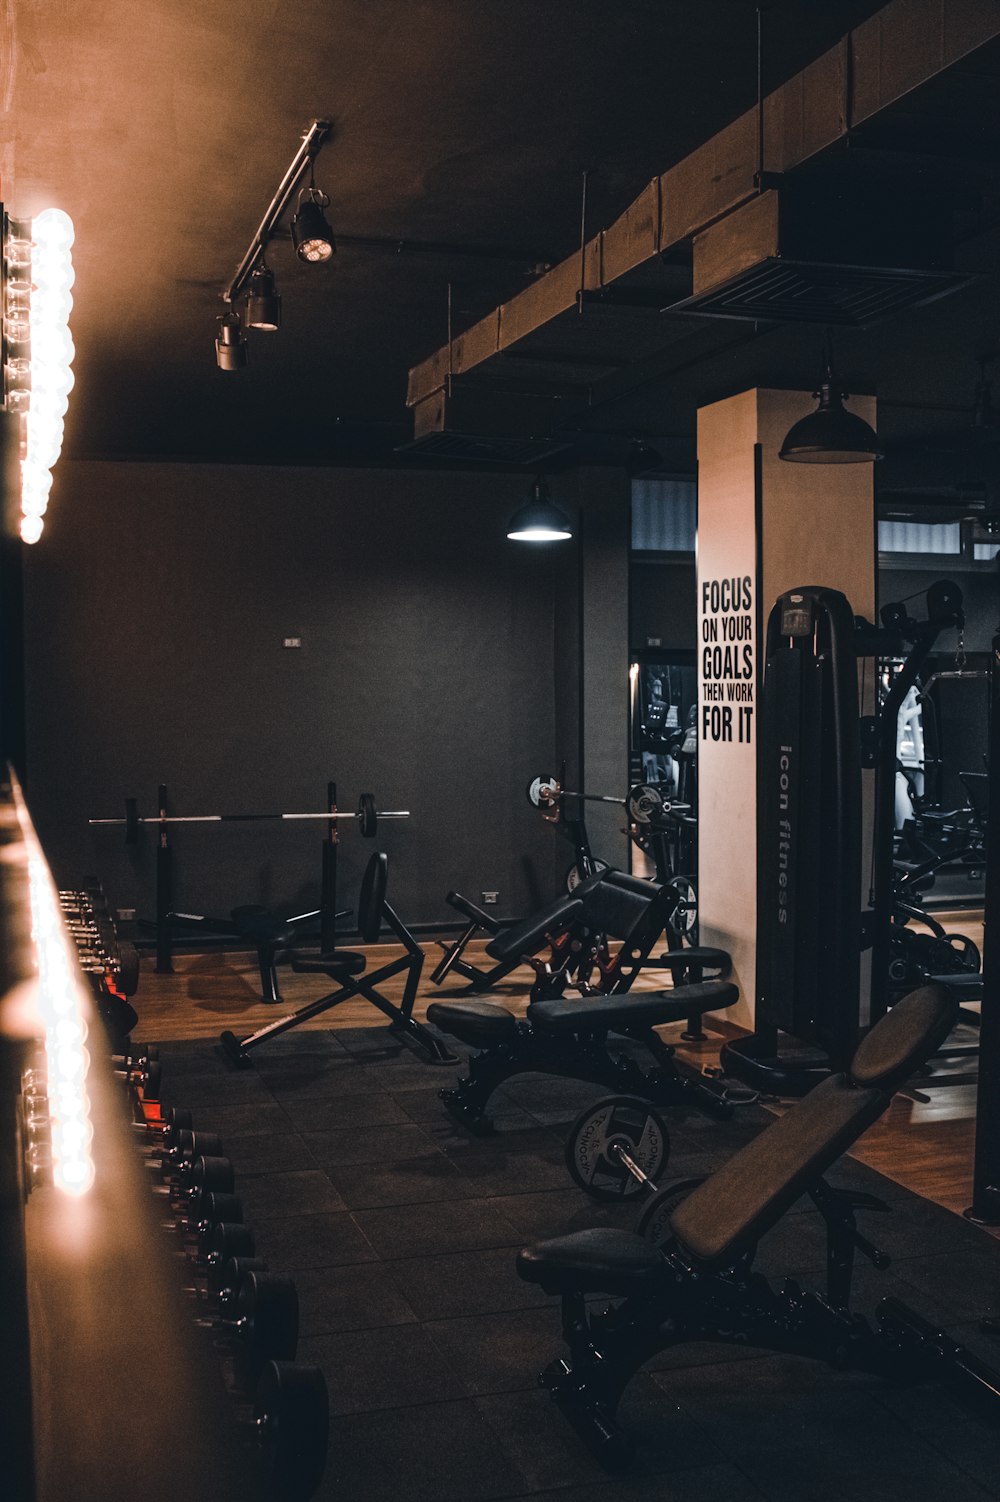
[[125, 1061, 330, 1498]]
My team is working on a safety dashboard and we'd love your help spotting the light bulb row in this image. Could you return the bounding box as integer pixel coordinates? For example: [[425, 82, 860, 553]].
[[5, 208, 76, 544]]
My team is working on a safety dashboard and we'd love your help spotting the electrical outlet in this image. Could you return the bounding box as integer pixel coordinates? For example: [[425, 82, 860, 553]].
[[481, 891, 499, 905], [282, 636, 302, 649], [116, 908, 136, 922]]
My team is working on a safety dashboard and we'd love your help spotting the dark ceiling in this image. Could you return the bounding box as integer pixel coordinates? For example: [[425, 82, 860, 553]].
[[4, 0, 903, 465]]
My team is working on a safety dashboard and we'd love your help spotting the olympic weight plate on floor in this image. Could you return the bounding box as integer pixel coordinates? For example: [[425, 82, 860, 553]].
[[666, 876, 698, 938], [634, 1177, 707, 1247], [564, 1095, 670, 1201]]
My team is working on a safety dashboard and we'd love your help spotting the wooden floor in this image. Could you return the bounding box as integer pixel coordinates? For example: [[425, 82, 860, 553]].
[[132, 917, 990, 1229]]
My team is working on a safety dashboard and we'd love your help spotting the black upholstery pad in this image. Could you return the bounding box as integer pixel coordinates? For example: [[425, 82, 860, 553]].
[[517, 1227, 662, 1295], [230, 905, 292, 946], [670, 1074, 884, 1268], [426, 1000, 519, 1047], [654, 947, 730, 976], [527, 981, 737, 1033], [849, 983, 956, 1090], [289, 950, 367, 977], [485, 895, 584, 961]]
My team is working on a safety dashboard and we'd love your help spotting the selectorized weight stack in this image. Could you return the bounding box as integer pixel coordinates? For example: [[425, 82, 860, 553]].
[[723, 580, 965, 1096]]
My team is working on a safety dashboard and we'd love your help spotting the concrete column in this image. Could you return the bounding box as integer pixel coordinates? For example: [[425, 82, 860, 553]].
[[696, 388, 876, 1026]]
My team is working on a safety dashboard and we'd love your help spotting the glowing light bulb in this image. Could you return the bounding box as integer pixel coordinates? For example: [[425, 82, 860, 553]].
[[20, 515, 44, 543]]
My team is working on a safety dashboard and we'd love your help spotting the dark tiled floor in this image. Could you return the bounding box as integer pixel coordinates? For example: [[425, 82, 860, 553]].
[[159, 1025, 1000, 1502]]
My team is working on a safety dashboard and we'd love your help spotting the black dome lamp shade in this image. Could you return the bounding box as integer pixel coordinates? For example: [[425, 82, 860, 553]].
[[507, 478, 573, 542], [779, 349, 882, 464]]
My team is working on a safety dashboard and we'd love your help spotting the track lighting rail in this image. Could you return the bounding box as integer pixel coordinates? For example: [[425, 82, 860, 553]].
[[222, 118, 331, 306]]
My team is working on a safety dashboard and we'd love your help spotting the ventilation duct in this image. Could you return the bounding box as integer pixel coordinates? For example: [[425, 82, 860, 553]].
[[674, 186, 971, 327]]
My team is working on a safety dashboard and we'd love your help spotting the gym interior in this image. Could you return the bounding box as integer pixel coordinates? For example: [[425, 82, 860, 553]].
[[6, 4, 1000, 1500]]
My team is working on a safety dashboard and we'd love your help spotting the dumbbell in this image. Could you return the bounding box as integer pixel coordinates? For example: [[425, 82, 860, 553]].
[[214, 1254, 269, 1314], [228, 1271, 300, 1392], [564, 1094, 706, 1243], [252, 1360, 329, 1501], [161, 1129, 224, 1181], [114, 1044, 161, 1099], [172, 1154, 235, 1208]]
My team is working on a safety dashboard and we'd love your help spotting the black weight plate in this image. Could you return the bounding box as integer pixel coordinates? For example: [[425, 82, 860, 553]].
[[116, 940, 140, 997], [627, 783, 664, 827], [236, 1274, 299, 1388], [254, 1361, 329, 1501], [358, 851, 387, 943], [666, 877, 698, 938], [634, 1177, 707, 1247], [188, 1154, 235, 1195], [165, 1107, 193, 1136], [565, 858, 609, 895], [142, 1059, 162, 1100], [205, 1221, 256, 1277], [564, 1095, 670, 1201], [216, 1254, 269, 1311], [357, 792, 377, 839]]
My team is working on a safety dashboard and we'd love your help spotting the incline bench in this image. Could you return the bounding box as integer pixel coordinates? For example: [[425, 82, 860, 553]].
[[427, 868, 738, 1128], [516, 984, 1000, 1467]]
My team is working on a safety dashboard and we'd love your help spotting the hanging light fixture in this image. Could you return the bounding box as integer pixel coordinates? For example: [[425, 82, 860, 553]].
[[244, 262, 281, 330], [291, 182, 336, 264], [507, 477, 574, 542], [215, 310, 248, 370], [779, 343, 882, 464]]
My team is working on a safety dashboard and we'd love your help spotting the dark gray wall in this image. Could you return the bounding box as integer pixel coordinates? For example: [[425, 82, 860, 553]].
[[23, 461, 578, 926], [630, 560, 696, 651]]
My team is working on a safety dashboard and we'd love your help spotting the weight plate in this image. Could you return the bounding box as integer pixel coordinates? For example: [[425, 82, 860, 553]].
[[216, 1254, 269, 1313], [526, 775, 557, 809], [564, 1095, 670, 1201], [189, 1154, 235, 1195], [666, 877, 698, 938], [357, 792, 378, 839], [627, 783, 664, 827], [635, 1177, 707, 1247], [142, 1059, 162, 1101], [565, 858, 609, 895], [205, 1221, 256, 1279], [116, 940, 140, 997], [254, 1361, 329, 1501], [236, 1274, 300, 1389]]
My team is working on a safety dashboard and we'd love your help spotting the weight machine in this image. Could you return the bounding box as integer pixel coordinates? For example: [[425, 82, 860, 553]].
[[722, 579, 966, 1096]]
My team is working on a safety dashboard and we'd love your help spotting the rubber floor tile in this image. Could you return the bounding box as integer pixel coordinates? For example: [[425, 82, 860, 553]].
[[325, 1153, 481, 1210], [237, 1168, 346, 1219], [352, 1195, 523, 1260], [424, 1305, 570, 1396], [293, 1260, 418, 1336], [251, 1210, 378, 1271], [312, 1399, 531, 1502], [302, 1122, 439, 1168], [386, 1245, 549, 1321], [296, 1323, 466, 1414], [279, 1091, 409, 1131]]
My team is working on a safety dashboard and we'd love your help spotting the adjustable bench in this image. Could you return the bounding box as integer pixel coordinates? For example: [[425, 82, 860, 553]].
[[430, 876, 600, 992], [428, 972, 737, 1128], [515, 985, 1000, 1467]]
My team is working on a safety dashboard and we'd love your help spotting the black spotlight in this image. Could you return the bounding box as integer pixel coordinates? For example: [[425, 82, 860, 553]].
[[779, 357, 882, 464], [291, 188, 335, 264], [245, 265, 281, 330], [506, 478, 574, 542], [215, 311, 248, 371]]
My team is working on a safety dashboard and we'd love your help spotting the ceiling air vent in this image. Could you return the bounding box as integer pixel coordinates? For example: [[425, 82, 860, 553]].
[[671, 188, 971, 329]]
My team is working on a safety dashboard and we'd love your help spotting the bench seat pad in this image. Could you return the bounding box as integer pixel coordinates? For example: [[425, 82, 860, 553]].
[[527, 981, 737, 1033], [485, 896, 584, 962], [229, 905, 293, 947], [426, 999, 518, 1047], [654, 947, 730, 975], [670, 1074, 883, 1268], [517, 1227, 662, 1296]]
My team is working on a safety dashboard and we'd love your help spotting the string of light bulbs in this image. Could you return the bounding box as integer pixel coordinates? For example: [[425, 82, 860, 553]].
[[3, 207, 76, 543]]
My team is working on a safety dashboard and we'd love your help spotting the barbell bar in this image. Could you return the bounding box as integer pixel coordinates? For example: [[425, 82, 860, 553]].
[[526, 775, 688, 828], [89, 792, 408, 843]]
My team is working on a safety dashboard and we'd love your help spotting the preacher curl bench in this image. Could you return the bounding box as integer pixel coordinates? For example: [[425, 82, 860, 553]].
[[427, 867, 738, 1129], [516, 985, 1000, 1468]]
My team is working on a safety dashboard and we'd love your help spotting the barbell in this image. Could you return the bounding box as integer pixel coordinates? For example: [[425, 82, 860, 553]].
[[90, 792, 408, 844], [526, 775, 688, 829]]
